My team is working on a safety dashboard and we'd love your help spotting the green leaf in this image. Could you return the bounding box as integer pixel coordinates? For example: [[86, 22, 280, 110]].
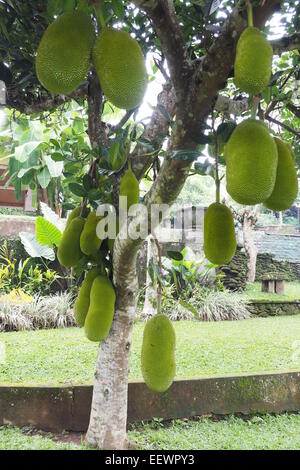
[[179, 300, 199, 318], [19, 232, 55, 261], [37, 166, 51, 189], [112, 0, 125, 19], [83, 174, 93, 191], [36, 216, 62, 248], [69, 182, 86, 197], [44, 154, 63, 178], [13, 141, 41, 163], [40, 202, 66, 232], [217, 121, 236, 143], [167, 251, 184, 261]]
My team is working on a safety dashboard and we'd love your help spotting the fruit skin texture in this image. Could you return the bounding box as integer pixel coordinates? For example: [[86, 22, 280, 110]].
[[141, 314, 176, 393], [84, 275, 116, 342], [225, 119, 278, 205], [234, 27, 272, 95], [58, 216, 85, 268], [93, 28, 148, 109], [36, 12, 95, 94], [80, 212, 103, 256], [120, 169, 140, 212], [204, 203, 237, 265], [264, 138, 299, 211], [74, 267, 101, 327]]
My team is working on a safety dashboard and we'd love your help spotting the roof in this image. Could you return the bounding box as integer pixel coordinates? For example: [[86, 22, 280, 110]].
[[254, 232, 300, 263]]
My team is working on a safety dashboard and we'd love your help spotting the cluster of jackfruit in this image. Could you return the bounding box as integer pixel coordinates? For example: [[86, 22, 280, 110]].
[[58, 207, 116, 342], [204, 24, 298, 267], [36, 11, 148, 109]]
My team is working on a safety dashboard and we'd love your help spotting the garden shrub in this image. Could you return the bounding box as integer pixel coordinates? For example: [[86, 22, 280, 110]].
[[0, 292, 75, 331]]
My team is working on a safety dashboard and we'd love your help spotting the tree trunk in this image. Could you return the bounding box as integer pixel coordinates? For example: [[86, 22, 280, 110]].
[[242, 214, 257, 283], [86, 241, 139, 449], [142, 236, 158, 318]]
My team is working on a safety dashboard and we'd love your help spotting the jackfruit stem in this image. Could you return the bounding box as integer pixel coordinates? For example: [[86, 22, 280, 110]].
[[94, 5, 106, 29], [247, 1, 254, 27]]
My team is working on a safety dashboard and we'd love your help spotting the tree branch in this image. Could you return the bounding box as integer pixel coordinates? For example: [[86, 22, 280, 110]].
[[132, 0, 192, 97], [215, 95, 249, 114], [131, 81, 176, 180], [270, 32, 300, 55], [264, 115, 300, 137]]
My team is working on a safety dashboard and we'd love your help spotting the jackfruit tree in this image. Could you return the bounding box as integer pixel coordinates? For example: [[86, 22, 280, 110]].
[[1, 0, 299, 452]]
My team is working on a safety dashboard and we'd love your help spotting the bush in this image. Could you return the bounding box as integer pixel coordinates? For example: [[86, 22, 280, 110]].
[[0, 292, 76, 332], [141, 284, 250, 322]]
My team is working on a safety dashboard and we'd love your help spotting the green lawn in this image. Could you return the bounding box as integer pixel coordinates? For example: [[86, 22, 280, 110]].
[[1, 315, 300, 384], [240, 281, 300, 301], [1, 413, 300, 450]]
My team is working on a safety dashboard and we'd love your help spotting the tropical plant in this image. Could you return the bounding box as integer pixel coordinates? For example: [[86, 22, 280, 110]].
[[0, 292, 75, 332]]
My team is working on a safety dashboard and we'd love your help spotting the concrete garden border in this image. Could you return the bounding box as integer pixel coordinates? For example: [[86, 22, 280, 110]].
[[0, 370, 300, 432]]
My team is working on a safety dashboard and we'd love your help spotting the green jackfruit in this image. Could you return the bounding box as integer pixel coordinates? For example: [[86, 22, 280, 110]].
[[84, 275, 116, 342], [120, 169, 139, 212], [225, 119, 278, 205], [80, 212, 103, 256], [264, 137, 298, 211], [141, 315, 176, 393], [204, 203, 237, 265], [58, 216, 85, 268], [234, 27, 272, 95], [65, 206, 89, 228], [74, 267, 101, 327], [36, 12, 95, 94], [93, 28, 148, 109]]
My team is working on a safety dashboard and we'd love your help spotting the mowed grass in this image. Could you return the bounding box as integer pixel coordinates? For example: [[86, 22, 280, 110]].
[[240, 281, 300, 301], [1, 413, 300, 450], [1, 315, 300, 384]]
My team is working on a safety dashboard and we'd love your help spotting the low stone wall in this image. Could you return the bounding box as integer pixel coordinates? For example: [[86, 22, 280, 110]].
[[248, 300, 300, 317], [1, 371, 300, 432]]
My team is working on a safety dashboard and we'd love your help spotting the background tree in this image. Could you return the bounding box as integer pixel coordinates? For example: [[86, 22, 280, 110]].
[[0, 0, 299, 450]]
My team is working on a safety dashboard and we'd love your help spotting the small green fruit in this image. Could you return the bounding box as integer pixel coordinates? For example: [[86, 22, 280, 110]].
[[225, 119, 278, 205], [84, 275, 116, 342], [204, 203, 237, 265], [74, 267, 101, 327], [234, 27, 272, 95], [264, 137, 298, 211], [80, 212, 103, 256], [141, 315, 176, 393], [58, 216, 85, 268], [120, 169, 139, 212]]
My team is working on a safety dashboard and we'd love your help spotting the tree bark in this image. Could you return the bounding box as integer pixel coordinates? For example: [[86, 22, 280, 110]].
[[143, 236, 158, 318], [242, 208, 259, 283]]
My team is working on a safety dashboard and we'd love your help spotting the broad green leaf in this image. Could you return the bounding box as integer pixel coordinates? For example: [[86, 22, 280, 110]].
[[69, 182, 86, 197], [36, 216, 62, 248], [14, 141, 41, 162], [37, 166, 51, 188], [44, 154, 64, 178], [167, 250, 184, 261], [19, 232, 55, 261], [40, 202, 66, 232]]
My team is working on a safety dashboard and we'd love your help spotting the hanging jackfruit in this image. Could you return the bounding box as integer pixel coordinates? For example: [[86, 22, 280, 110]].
[[264, 138, 298, 211], [92, 28, 148, 109], [225, 119, 278, 205], [36, 12, 95, 94], [65, 206, 89, 229], [74, 267, 101, 327], [80, 212, 103, 256], [120, 169, 139, 212], [204, 203, 237, 265], [141, 315, 176, 393], [58, 216, 85, 268], [84, 275, 116, 342], [234, 26, 273, 95]]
